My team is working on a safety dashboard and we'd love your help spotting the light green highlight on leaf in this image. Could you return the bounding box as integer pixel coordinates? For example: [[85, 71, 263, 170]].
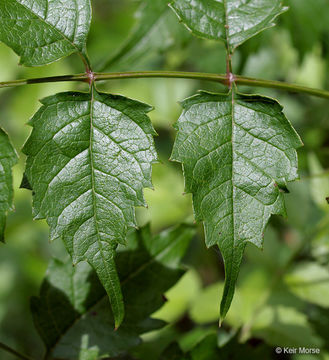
[[308, 152, 329, 210], [252, 305, 323, 347], [284, 262, 329, 308]]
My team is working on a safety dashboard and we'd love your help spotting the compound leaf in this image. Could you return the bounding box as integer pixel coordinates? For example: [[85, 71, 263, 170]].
[[23, 89, 158, 328], [171, 90, 302, 322], [0, 0, 91, 66], [170, 0, 287, 53], [0, 128, 17, 241], [31, 224, 194, 359]]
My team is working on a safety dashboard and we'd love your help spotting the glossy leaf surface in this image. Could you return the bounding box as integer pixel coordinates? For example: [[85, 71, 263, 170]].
[[171, 90, 302, 322], [0, 0, 91, 66], [31, 224, 194, 359], [0, 129, 17, 241], [170, 0, 287, 52], [23, 89, 157, 327]]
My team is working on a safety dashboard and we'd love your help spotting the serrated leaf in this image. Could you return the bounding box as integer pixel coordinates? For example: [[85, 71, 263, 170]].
[[100, 0, 189, 71], [171, 90, 302, 322], [0, 0, 91, 66], [23, 89, 158, 328], [31, 225, 193, 359], [0, 128, 17, 241], [169, 0, 287, 53]]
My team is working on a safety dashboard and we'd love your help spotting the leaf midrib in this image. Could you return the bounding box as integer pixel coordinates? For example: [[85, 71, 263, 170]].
[[88, 87, 122, 315], [220, 89, 236, 315]]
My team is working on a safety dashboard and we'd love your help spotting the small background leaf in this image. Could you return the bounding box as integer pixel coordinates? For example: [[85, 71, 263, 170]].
[[0, 129, 17, 241], [99, 0, 190, 71], [31, 224, 194, 359]]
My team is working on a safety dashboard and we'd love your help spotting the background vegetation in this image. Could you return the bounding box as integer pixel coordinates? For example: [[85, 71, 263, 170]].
[[0, 0, 329, 358]]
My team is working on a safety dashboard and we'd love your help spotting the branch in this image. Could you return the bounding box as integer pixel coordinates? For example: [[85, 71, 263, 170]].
[[1, 71, 329, 100], [234, 75, 329, 100]]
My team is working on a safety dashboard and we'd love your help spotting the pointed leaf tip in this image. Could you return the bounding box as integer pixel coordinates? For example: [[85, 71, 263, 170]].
[[23, 90, 157, 325], [172, 90, 301, 321]]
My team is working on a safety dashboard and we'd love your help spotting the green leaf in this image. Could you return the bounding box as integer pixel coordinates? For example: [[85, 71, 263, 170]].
[[31, 225, 193, 359], [169, 0, 287, 53], [100, 0, 189, 71], [23, 89, 158, 328], [171, 90, 302, 322], [0, 128, 17, 241], [0, 0, 91, 66]]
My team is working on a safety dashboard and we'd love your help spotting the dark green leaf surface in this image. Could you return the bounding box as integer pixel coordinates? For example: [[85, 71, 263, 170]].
[[282, 0, 329, 56], [171, 90, 302, 322], [160, 342, 191, 360], [100, 0, 188, 71], [190, 333, 273, 360], [23, 89, 157, 328], [0, 0, 91, 66], [31, 225, 193, 359], [161, 333, 273, 360], [309, 306, 329, 351], [170, 0, 287, 52], [0, 128, 17, 241]]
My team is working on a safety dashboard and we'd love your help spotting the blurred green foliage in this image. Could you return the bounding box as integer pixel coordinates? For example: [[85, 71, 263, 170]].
[[0, 0, 329, 359]]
